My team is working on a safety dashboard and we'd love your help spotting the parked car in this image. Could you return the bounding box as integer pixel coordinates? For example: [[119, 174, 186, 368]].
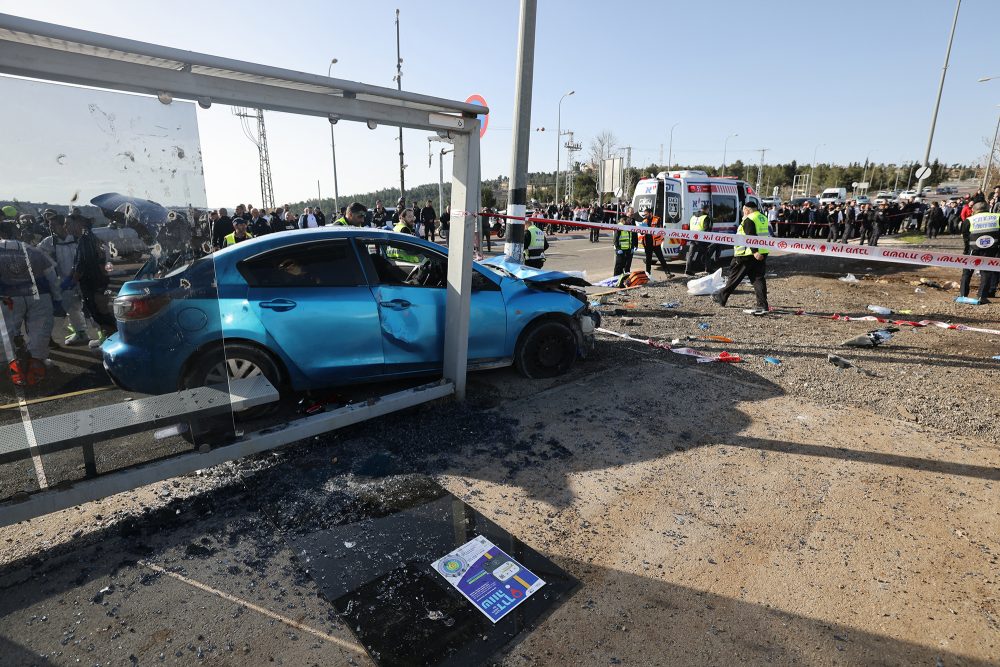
[[102, 228, 599, 403], [898, 190, 918, 201], [789, 197, 820, 208], [819, 187, 847, 205], [874, 193, 897, 205], [854, 195, 871, 205]]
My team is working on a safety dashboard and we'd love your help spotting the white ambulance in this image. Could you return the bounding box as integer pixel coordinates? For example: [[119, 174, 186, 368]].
[[629, 170, 762, 261]]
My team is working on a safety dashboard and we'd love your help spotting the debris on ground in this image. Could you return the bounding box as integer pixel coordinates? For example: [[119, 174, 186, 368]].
[[866, 305, 892, 315], [838, 274, 859, 283], [763, 356, 781, 365]]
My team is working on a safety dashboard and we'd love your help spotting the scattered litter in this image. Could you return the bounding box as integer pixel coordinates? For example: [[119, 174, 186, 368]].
[[866, 305, 892, 315], [943, 280, 960, 290], [589, 300, 601, 308], [763, 357, 781, 365], [919, 278, 943, 289], [620, 317, 636, 326], [742, 308, 770, 316], [343, 541, 356, 549], [701, 335, 733, 343], [838, 273, 859, 283], [661, 301, 681, 309], [914, 288, 924, 294], [955, 296, 982, 305], [698, 322, 710, 330], [672, 348, 742, 363], [898, 309, 913, 314], [687, 268, 725, 296], [991, 355, 1000, 361], [841, 328, 895, 348]]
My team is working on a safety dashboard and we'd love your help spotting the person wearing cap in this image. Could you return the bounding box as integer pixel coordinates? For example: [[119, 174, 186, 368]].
[[0, 219, 63, 385], [611, 207, 639, 278], [686, 202, 714, 275], [223, 218, 253, 247], [38, 213, 92, 346], [712, 200, 771, 314]]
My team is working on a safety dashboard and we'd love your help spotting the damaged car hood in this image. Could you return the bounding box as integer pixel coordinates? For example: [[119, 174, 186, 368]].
[[481, 256, 590, 287]]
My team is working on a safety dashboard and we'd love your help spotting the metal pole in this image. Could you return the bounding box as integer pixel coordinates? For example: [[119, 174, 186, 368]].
[[504, 0, 536, 263], [555, 91, 573, 205], [668, 122, 679, 171], [395, 8, 405, 202], [317, 179, 321, 205], [327, 59, 340, 216], [439, 148, 453, 217], [809, 143, 822, 196], [722, 132, 737, 177], [915, 0, 961, 197], [981, 111, 1000, 190]]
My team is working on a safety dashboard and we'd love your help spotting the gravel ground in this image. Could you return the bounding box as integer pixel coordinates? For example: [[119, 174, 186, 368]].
[[0, 251, 997, 666]]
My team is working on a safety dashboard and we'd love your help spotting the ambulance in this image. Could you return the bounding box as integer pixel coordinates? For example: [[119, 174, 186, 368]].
[[629, 170, 762, 261]]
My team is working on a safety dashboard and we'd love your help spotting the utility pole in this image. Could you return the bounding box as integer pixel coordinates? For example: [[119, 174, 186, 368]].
[[624, 146, 632, 201], [232, 107, 274, 209], [565, 132, 582, 201], [394, 9, 405, 203], [555, 90, 574, 204], [915, 0, 961, 198], [327, 59, 340, 216], [755, 148, 769, 196], [659, 143, 663, 165], [668, 122, 679, 172], [504, 0, 536, 263], [981, 108, 1000, 190]]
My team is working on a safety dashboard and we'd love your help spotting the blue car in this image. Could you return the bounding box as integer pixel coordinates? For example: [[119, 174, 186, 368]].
[[102, 228, 598, 399]]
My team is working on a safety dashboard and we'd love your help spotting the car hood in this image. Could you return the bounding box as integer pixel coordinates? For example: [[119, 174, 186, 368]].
[[481, 256, 590, 288]]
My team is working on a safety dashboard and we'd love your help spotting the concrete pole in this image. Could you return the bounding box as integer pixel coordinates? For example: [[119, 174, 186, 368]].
[[395, 9, 405, 202], [915, 0, 961, 197], [504, 0, 537, 263], [981, 110, 1000, 190]]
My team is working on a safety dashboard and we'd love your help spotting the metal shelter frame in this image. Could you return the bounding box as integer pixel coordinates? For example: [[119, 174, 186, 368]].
[[0, 13, 483, 525]]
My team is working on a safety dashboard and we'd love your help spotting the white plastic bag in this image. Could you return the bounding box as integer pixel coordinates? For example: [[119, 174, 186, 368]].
[[687, 268, 726, 296]]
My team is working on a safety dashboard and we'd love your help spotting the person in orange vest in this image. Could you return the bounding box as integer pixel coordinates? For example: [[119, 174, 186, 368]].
[[638, 208, 668, 273]]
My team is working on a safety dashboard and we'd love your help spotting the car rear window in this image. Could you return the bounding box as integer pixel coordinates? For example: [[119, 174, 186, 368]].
[[240, 240, 365, 287]]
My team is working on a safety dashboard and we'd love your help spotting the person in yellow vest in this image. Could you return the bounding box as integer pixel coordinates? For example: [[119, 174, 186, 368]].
[[638, 208, 668, 273], [611, 206, 639, 277], [387, 209, 424, 264], [333, 201, 367, 226], [523, 219, 549, 269], [223, 218, 253, 247], [959, 202, 1000, 303], [712, 200, 770, 313], [685, 202, 715, 275]]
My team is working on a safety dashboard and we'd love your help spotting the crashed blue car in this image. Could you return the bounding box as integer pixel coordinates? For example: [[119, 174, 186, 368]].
[[102, 228, 598, 399]]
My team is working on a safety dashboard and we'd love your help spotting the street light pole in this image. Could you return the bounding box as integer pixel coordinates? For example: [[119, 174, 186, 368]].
[[504, 0, 537, 263], [982, 107, 1000, 190], [721, 132, 738, 177], [915, 0, 961, 198], [555, 90, 574, 204], [394, 9, 405, 202], [327, 59, 340, 216], [668, 122, 679, 171], [809, 143, 824, 196]]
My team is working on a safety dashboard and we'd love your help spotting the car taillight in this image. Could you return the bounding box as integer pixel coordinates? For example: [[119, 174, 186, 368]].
[[114, 294, 171, 320]]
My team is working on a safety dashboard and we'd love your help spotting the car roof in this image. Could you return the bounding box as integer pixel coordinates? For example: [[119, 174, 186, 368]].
[[213, 227, 428, 260]]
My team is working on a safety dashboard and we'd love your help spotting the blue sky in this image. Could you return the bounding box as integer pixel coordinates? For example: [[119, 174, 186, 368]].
[[2, 0, 998, 206]]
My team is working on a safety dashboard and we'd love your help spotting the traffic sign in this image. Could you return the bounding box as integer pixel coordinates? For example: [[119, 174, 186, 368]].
[[852, 182, 858, 188], [465, 94, 488, 139], [915, 166, 932, 180]]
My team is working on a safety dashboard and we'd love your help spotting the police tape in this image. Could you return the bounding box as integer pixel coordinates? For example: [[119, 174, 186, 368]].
[[481, 213, 1000, 274], [824, 313, 1000, 335], [596, 327, 742, 363]]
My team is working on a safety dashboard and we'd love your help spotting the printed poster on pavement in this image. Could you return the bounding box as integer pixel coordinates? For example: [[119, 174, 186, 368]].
[[432, 535, 545, 623]]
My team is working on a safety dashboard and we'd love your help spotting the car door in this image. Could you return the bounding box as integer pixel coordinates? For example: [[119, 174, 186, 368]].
[[356, 238, 506, 374], [241, 239, 384, 386]]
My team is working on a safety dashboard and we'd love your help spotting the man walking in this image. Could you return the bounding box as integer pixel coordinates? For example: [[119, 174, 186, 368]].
[[66, 213, 116, 349], [638, 208, 668, 274], [959, 202, 1000, 303], [712, 200, 770, 314]]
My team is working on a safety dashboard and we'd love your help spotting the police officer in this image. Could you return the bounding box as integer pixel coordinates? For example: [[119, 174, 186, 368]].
[[223, 218, 253, 247], [959, 202, 1000, 303], [686, 203, 714, 275], [638, 209, 668, 274], [333, 201, 367, 226], [524, 218, 548, 269], [712, 200, 770, 313], [612, 207, 638, 277]]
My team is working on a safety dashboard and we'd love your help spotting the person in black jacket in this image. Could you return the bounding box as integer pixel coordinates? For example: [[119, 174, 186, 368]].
[[420, 200, 437, 242], [248, 208, 270, 237], [314, 208, 327, 227], [371, 200, 388, 228], [212, 208, 234, 250]]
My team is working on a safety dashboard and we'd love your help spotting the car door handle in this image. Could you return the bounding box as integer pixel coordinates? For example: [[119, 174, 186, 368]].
[[259, 298, 297, 312], [379, 299, 411, 310]]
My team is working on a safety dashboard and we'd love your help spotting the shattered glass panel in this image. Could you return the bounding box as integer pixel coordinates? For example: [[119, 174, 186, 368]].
[[285, 475, 578, 667]]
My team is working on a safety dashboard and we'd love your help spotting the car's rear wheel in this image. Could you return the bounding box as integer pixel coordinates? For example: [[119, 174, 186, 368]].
[[514, 320, 577, 379], [182, 343, 285, 443]]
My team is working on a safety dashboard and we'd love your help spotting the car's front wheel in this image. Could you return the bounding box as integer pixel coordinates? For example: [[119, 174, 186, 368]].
[[514, 320, 578, 379]]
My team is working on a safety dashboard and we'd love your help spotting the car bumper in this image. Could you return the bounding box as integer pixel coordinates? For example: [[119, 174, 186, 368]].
[[102, 334, 185, 395]]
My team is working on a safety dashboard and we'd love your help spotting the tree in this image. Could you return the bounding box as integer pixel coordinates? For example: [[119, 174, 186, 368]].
[[481, 186, 496, 210], [588, 130, 619, 170]]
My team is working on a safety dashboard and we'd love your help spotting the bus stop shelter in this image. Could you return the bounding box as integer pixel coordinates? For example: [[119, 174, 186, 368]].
[[0, 12, 485, 524]]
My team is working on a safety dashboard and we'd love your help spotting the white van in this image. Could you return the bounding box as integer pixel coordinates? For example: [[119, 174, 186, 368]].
[[819, 187, 847, 205], [630, 170, 762, 261]]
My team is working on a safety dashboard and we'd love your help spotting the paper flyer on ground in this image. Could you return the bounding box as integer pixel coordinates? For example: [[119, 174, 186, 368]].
[[432, 536, 545, 623]]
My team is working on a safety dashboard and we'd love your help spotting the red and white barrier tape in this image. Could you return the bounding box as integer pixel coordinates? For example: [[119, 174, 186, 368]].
[[481, 213, 1000, 274], [596, 327, 742, 363]]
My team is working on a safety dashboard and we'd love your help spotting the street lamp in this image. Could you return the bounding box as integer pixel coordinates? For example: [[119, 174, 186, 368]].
[[555, 90, 574, 204], [668, 122, 680, 171], [809, 143, 825, 196], [981, 104, 1000, 190], [327, 58, 340, 216], [721, 132, 738, 177]]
